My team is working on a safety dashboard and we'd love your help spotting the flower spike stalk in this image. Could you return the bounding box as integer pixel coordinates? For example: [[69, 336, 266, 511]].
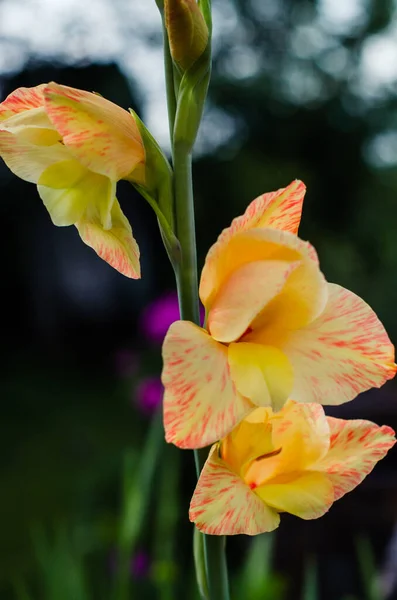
[[157, 0, 231, 598]]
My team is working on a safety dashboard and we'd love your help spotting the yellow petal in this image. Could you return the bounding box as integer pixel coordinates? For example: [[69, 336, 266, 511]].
[[256, 471, 334, 520], [208, 260, 300, 343], [43, 82, 144, 180], [200, 228, 326, 322], [2, 106, 60, 146], [243, 401, 330, 487], [283, 283, 397, 405], [228, 342, 293, 411], [201, 181, 306, 308], [162, 321, 253, 449], [38, 160, 112, 226], [189, 445, 280, 535], [0, 129, 70, 183], [220, 408, 274, 476], [76, 198, 140, 279], [316, 417, 396, 501], [0, 85, 46, 121]]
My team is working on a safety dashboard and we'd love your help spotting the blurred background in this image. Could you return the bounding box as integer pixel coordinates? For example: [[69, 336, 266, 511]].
[[1, 0, 397, 598]]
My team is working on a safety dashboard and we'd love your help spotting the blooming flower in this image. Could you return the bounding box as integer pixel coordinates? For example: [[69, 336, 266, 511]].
[[189, 400, 396, 535], [0, 83, 145, 277], [162, 180, 396, 448]]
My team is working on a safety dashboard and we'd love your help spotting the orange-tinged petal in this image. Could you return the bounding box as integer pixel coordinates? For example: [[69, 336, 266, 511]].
[[76, 198, 140, 279], [219, 179, 305, 241], [43, 82, 144, 180], [200, 227, 325, 318], [228, 342, 293, 411], [38, 160, 112, 227], [208, 260, 300, 343], [0, 129, 70, 183], [244, 402, 330, 486], [283, 283, 397, 405], [255, 471, 334, 520], [189, 446, 280, 535], [220, 408, 274, 476], [0, 85, 46, 120], [316, 417, 396, 501], [246, 256, 328, 336], [162, 321, 253, 449]]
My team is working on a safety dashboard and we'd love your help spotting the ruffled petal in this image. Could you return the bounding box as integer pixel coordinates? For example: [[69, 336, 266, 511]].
[[243, 402, 330, 486], [201, 181, 305, 306], [316, 417, 396, 501], [219, 179, 305, 241], [200, 228, 326, 324], [0, 129, 70, 183], [228, 342, 293, 411], [0, 85, 46, 120], [43, 82, 144, 180], [208, 260, 300, 343], [162, 321, 253, 449], [256, 471, 334, 520], [189, 446, 280, 535], [76, 198, 140, 279], [283, 283, 397, 405]]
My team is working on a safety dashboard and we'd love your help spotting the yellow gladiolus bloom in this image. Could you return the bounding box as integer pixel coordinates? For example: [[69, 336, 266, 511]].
[[162, 181, 396, 448], [0, 83, 145, 278], [189, 400, 396, 535]]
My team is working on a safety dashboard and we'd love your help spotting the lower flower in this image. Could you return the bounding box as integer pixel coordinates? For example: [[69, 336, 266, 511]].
[[189, 400, 395, 535]]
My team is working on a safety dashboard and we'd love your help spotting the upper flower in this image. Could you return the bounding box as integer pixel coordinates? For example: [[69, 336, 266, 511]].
[[189, 400, 396, 535], [0, 83, 145, 277], [162, 180, 396, 448]]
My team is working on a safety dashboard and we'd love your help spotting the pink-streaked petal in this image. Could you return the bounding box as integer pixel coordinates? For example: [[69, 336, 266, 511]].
[[76, 197, 140, 279], [284, 283, 397, 405], [208, 260, 300, 343], [162, 321, 253, 449], [0, 85, 46, 120], [0, 129, 70, 183], [43, 82, 144, 180], [228, 342, 293, 411], [201, 227, 324, 313], [189, 446, 280, 535], [1, 106, 60, 146], [255, 471, 334, 520], [316, 417, 396, 501], [218, 180, 305, 244]]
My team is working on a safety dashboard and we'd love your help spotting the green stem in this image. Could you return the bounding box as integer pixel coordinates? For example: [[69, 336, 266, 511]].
[[173, 141, 230, 600], [162, 21, 177, 145]]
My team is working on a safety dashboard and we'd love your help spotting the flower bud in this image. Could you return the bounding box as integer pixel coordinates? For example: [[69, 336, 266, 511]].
[[164, 0, 209, 71]]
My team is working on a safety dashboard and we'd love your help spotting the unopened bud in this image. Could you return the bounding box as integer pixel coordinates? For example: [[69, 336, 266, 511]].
[[165, 0, 209, 71]]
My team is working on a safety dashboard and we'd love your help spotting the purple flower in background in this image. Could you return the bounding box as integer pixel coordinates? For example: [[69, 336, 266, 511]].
[[131, 550, 151, 578], [135, 377, 163, 415], [141, 290, 205, 344], [141, 291, 180, 344], [108, 548, 151, 579]]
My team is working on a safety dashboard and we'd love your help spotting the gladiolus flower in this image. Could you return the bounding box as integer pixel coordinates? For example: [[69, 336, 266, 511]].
[[0, 83, 145, 278], [162, 180, 396, 448], [189, 400, 396, 535]]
